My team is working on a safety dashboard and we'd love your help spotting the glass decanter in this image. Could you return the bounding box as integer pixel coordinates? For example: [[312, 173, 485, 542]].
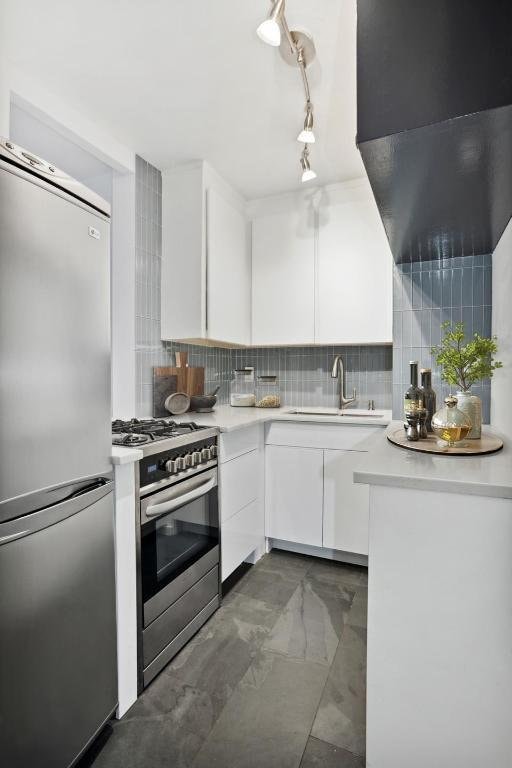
[[431, 395, 472, 447]]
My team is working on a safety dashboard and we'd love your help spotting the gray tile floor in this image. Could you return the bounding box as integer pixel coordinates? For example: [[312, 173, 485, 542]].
[[81, 550, 367, 768]]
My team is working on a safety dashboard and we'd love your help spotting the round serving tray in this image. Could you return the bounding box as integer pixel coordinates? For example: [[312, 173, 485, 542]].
[[387, 428, 504, 456]]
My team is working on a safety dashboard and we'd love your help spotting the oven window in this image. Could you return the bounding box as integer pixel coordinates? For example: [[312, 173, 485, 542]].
[[141, 488, 218, 603]]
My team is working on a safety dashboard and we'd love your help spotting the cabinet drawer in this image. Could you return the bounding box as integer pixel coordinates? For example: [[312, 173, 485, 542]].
[[219, 449, 259, 523], [222, 501, 264, 581], [143, 566, 219, 666], [219, 425, 260, 463], [266, 421, 381, 451]]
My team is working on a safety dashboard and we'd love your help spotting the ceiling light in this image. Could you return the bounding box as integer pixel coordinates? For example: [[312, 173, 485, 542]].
[[297, 103, 315, 143], [300, 147, 317, 183], [256, 0, 284, 46]]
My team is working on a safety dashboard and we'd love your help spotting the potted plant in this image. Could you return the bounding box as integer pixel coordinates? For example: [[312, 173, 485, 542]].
[[431, 321, 502, 438]]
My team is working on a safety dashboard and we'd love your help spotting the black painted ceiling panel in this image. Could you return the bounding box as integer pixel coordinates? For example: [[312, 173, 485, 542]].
[[359, 105, 512, 263], [357, 0, 512, 143], [357, 0, 512, 263]]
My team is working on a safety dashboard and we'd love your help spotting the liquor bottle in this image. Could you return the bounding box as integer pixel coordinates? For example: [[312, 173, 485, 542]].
[[404, 361, 423, 418], [419, 368, 436, 432]]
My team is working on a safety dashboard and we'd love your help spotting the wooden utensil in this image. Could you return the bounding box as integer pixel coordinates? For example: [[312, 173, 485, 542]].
[[175, 351, 188, 368]]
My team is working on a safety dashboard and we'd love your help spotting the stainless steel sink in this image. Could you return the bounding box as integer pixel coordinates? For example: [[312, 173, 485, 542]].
[[286, 407, 382, 418]]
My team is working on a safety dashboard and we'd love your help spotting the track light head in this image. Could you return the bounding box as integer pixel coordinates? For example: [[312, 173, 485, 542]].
[[300, 146, 317, 183], [297, 103, 315, 144], [257, 0, 285, 46]]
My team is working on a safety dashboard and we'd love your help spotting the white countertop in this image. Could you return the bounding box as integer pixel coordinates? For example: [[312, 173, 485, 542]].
[[111, 445, 143, 465], [354, 421, 512, 499], [177, 404, 392, 432]]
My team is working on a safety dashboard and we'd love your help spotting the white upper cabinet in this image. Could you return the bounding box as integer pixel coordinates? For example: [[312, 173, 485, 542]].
[[251, 195, 315, 346], [207, 188, 251, 345], [315, 180, 393, 344], [161, 162, 251, 346]]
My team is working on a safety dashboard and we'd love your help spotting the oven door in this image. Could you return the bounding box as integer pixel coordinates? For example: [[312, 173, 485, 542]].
[[140, 468, 219, 626]]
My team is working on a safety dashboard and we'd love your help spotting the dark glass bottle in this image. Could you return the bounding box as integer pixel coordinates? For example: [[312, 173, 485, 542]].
[[419, 368, 436, 432], [404, 361, 423, 418]]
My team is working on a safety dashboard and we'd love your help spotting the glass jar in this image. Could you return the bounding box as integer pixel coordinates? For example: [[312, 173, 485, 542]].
[[432, 395, 472, 446], [230, 367, 255, 407], [255, 375, 281, 408]]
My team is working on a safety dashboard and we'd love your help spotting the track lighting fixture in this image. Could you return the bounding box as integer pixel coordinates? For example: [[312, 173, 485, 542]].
[[257, 1, 318, 184], [256, 0, 285, 47], [297, 102, 315, 144], [300, 146, 316, 183]]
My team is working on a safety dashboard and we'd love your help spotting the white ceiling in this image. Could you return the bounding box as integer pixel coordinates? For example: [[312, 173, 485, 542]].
[[4, 0, 364, 199]]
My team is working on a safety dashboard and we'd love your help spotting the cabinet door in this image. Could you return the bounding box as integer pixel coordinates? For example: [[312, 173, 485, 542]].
[[252, 208, 315, 345], [222, 501, 264, 582], [323, 449, 369, 555], [265, 445, 323, 546], [207, 188, 251, 345], [316, 183, 392, 344]]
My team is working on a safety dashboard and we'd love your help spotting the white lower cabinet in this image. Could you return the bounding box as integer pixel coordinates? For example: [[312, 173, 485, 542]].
[[265, 445, 323, 547], [219, 426, 265, 581], [221, 500, 263, 582], [323, 450, 370, 556], [219, 449, 259, 523]]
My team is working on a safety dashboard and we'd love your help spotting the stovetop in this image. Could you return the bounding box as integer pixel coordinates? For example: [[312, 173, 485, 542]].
[[112, 418, 209, 446]]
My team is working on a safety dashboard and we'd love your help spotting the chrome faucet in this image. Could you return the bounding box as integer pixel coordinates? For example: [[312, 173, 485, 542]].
[[331, 355, 357, 410]]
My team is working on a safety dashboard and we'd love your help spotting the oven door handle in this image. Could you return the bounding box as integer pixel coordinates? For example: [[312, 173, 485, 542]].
[[144, 475, 217, 518]]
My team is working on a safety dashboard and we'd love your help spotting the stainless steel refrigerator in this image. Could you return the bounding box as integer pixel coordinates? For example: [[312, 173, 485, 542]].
[[0, 138, 117, 767]]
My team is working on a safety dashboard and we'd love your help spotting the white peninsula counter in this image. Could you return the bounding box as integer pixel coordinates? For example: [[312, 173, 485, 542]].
[[354, 423, 512, 768]]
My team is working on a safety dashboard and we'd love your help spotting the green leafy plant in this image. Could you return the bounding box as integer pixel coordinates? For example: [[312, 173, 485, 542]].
[[431, 321, 503, 392]]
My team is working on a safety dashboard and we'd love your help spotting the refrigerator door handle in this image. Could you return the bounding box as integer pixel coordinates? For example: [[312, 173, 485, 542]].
[[0, 479, 113, 545], [0, 530, 30, 544]]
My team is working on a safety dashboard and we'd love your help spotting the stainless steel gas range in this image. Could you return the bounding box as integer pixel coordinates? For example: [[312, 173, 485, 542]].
[[113, 419, 221, 690]]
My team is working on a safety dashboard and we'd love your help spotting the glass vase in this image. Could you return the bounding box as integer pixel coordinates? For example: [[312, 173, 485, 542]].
[[456, 390, 482, 439]]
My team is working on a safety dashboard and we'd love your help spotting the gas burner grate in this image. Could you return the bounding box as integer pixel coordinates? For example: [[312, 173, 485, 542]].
[[112, 418, 208, 445], [112, 432, 150, 446]]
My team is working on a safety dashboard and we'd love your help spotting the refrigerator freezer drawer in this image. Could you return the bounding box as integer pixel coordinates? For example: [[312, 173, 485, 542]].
[[0, 489, 117, 768]]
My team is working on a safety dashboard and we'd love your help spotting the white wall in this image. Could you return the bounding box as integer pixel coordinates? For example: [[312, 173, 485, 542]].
[[492, 218, 512, 440]]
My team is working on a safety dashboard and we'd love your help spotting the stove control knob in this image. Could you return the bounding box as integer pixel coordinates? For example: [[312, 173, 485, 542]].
[[210, 444, 218, 458], [184, 453, 194, 468], [192, 451, 202, 466], [201, 447, 212, 462], [165, 458, 179, 474], [175, 456, 186, 471]]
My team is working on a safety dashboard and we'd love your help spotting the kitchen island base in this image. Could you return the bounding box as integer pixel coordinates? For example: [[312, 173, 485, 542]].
[[366, 484, 512, 768]]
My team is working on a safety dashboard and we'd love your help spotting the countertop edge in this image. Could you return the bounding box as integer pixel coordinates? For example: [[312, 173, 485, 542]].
[[111, 446, 144, 465], [353, 470, 512, 499]]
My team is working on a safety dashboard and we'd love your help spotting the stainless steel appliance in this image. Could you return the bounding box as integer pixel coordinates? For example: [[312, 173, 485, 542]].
[[112, 419, 221, 690], [0, 139, 117, 768]]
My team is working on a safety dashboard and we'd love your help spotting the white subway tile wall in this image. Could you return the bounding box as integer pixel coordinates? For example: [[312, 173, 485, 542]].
[[233, 346, 392, 409], [393, 254, 492, 420], [135, 157, 392, 415]]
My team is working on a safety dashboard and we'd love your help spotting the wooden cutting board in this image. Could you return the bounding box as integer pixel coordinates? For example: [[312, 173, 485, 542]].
[[153, 366, 205, 414]]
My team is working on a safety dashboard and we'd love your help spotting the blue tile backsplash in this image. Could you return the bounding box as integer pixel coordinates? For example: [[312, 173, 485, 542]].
[[392, 254, 492, 421]]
